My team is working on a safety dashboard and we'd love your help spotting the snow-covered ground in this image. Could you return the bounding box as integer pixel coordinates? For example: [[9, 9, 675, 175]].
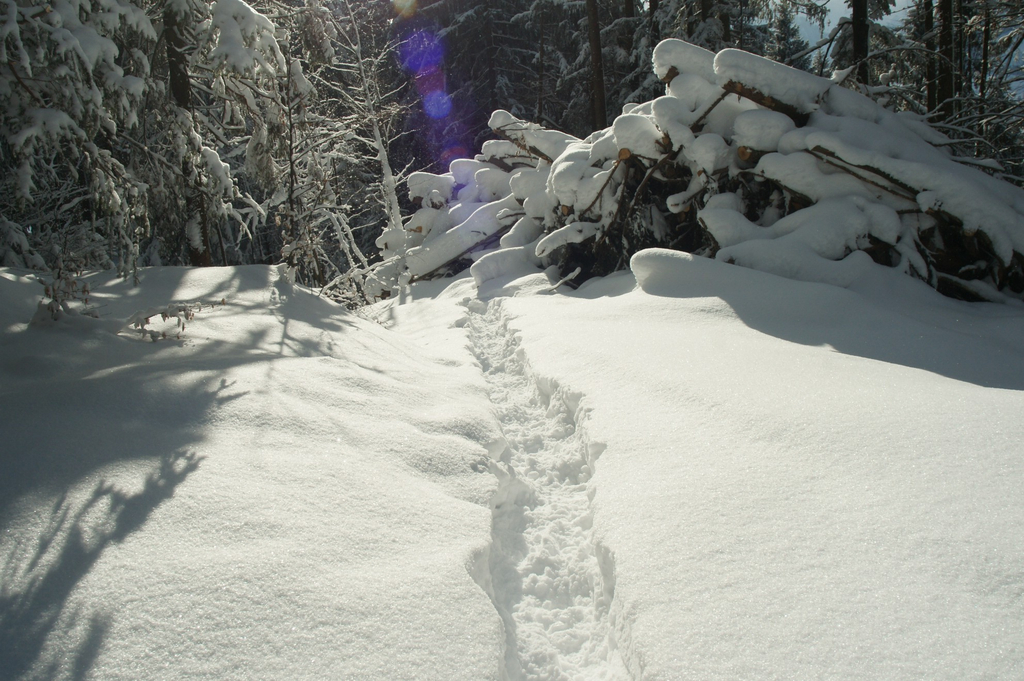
[[3, 255, 1024, 679], [0, 266, 503, 680]]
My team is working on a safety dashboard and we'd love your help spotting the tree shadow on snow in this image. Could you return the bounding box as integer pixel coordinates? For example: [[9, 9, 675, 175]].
[[0, 265, 371, 679], [0, 450, 203, 681], [0, 266, 365, 522], [633, 255, 1024, 391], [0, 364, 241, 524]]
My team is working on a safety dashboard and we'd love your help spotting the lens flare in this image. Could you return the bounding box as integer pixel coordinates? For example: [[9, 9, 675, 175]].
[[440, 140, 468, 165], [423, 91, 453, 119], [400, 31, 443, 75], [392, 0, 416, 19], [394, 21, 468, 166], [414, 67, 445, 96]]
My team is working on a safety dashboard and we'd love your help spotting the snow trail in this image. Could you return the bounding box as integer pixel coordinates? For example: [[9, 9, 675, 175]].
[[465, 297, 628, 681]]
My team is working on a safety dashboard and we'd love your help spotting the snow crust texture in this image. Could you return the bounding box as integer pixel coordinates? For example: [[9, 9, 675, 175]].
[[464, 296, 628, 681]]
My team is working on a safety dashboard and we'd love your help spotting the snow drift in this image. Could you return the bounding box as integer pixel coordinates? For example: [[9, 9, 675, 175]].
[[486, 255, 1024, 679]]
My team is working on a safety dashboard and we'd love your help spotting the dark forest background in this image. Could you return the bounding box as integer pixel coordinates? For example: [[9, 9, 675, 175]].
[[1, 0, 1020, 303]]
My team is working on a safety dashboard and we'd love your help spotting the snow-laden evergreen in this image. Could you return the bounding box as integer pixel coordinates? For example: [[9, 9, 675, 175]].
[[0, 0, 402, 303], [373, 39, 1024, 303]]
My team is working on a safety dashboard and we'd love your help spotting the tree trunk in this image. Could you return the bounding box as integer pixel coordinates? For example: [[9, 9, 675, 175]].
[[979, 3, 990, 104], [484, 7, 498, 120], [585, 0, 607, 130], [166, 5, 212, 268], [978, 1, 991, 149], [537, 12, 545, 122], [937, 0, 955, 118], [342, 0, 403, 253], [851, 0, 870, 83], [164, 6, 192, 109], [688, 0, 712, 40], [285, 53, 298, 253], [953, 0, 964, 99], [737, 0, 746, 50], [186, 184, 213, 268], [924, 0, 936, 112]]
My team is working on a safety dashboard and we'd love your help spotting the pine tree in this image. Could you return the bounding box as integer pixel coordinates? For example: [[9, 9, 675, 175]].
[[884, 0, 1022, 182], [765, 4, 811, 70]]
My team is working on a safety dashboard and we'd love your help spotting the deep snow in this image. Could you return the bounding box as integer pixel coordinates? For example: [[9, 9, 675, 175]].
[[0, 266, 502, 680], [3, 253, 1024, 679], [487, 253, 1024, 679]]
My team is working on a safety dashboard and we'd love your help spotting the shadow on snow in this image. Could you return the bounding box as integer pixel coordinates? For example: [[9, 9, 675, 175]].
[[633, 255, 1024, 391], [0, 451, 202, 681], [0, 265, 363, 679]]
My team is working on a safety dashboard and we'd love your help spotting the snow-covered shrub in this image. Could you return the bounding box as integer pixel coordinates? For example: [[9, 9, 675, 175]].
[[31, 257, 98, 323], [375, 39, 1024, 303], [125, 301, 216, 341], [0, 216, 44, 270]]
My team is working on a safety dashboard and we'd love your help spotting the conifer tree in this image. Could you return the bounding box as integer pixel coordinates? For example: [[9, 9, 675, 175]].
[[766, 4, 811, 71]]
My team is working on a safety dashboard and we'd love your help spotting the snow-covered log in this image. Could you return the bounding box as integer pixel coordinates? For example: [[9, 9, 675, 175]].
[[376, 41, 1024, 303], [363, 125, 550, 298]]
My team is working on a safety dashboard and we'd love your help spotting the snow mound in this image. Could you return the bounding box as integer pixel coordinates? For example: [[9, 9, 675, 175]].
[[373, 40, 1024, 304], [652, 38, 717, 83]]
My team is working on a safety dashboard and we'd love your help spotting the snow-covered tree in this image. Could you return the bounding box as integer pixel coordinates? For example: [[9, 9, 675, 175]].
[[855, 0, 1023, 184], [148, 0, 289, 267], [0, 0, 294, 274], [824, 0, 895, 82], [312, 0, 409, 301], [0, 0, 404, 301], [0, 0, 154, 273]]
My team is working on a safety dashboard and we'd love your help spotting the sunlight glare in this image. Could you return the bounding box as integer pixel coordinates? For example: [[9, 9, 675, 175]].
[[392, 0, 417, 18]]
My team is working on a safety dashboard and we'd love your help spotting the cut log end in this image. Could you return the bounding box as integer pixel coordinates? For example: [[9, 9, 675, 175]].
[[737, 146, 768, 167]]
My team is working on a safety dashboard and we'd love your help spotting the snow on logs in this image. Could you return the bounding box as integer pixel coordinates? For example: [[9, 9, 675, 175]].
[[373, 41, 1024, 302]]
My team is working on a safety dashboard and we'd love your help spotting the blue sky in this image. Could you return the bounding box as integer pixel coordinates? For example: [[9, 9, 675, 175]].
[[795, 0, 917, 44]]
